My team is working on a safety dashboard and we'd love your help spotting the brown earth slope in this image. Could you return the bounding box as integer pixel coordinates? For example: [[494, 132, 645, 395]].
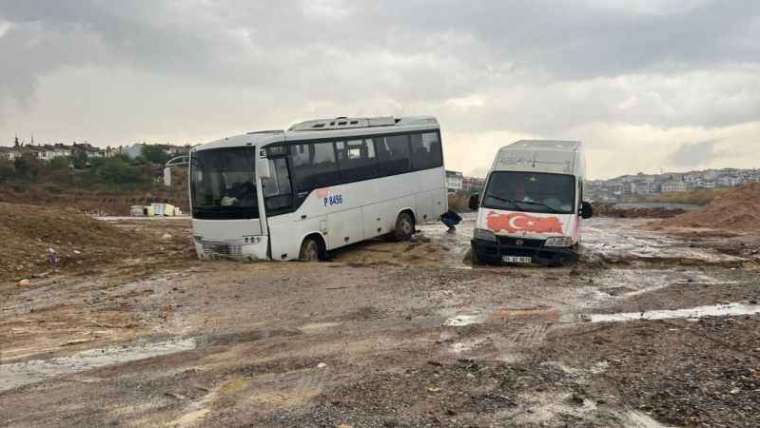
[[0, 203, 192, 283], [652, 183, 760, 231]]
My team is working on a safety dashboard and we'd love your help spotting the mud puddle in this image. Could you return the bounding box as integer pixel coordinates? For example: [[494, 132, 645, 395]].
[[582, 218, 745, 264], [0, 337, 196, 393], [584, 302, 760, 323]]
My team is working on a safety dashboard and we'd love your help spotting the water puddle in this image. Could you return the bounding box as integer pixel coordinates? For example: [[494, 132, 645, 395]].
[[622, 410, 674, 428], [0, 337, 197, 393], [449, 337, 488, 354], [444, 313, 487, 327], [585, 303, 760, 324], [582, 218, 745, 264]]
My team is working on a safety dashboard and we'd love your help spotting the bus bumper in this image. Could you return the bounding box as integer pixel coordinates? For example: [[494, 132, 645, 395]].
[[471, 237, 578, 266], [194, 236, 270, 261]]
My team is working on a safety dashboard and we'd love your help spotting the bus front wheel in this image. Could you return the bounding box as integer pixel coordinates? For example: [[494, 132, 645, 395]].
[[299, 237, 323, 262], [393, 212, 415, 241]]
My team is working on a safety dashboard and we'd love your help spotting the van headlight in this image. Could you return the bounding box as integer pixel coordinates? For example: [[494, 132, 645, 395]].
[[474, 228, 497, 242], [544, 236, 574, 247]]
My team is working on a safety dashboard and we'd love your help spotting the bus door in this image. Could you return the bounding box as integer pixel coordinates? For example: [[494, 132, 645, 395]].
[[260, 154, 295, 229]]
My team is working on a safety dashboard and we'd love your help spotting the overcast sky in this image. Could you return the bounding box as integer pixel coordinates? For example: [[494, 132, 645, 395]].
[[1, 0, 759, 178]]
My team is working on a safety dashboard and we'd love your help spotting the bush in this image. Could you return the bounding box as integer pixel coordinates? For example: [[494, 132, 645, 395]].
[[0, 159, 14, 182], [13, 155, 42, 180], [141, 144, 170, 165], [48, 156, 71, 171], [94, 157, 149, 188]]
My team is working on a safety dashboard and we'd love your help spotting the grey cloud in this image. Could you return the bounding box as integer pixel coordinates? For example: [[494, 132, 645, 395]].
[[1, 0, 759, 177], [668, 140, 717, 167]]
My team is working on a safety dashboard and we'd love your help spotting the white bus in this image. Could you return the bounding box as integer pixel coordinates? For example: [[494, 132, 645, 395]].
[[189, 116, 447, 261]]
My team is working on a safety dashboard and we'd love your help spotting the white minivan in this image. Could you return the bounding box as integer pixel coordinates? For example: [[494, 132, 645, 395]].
[[469, 140, 592, 266]]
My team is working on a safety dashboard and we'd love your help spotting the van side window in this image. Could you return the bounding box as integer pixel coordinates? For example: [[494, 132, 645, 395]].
[[374, 135, 410, 176], [290, 142, 338, 193], [336, 139, 377, 181], [410, 132, 443, 170]]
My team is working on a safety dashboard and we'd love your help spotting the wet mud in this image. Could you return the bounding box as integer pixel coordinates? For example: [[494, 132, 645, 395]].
[[1, 216, 759, 427]]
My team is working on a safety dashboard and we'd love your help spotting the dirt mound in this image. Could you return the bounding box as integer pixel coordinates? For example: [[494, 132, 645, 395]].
[[0, 202, 177, 283], [652, 183, 760, 231], [0, 186, 188, 216]]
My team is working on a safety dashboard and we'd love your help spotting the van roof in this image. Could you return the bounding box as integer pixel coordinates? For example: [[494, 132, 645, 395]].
[[492, 140, 584, 175], [505, 140, 582, 151]]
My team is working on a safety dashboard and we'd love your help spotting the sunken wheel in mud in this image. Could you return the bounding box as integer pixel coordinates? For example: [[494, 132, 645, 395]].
[[299, 237, 323, 262], [393, 212, 415, 241]]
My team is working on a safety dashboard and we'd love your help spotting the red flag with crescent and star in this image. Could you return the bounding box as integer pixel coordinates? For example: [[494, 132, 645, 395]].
[[487, 211, 564, 234]]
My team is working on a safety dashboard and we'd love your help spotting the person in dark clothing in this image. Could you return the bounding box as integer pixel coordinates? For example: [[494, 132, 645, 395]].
[[441, 209, 462, 233]]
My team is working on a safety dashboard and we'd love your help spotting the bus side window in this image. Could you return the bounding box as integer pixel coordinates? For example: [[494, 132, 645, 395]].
[[374, 135, 410, 177], [290, 142, 339, 194], [337, 139, 377, 182], [410, 132, 443, 171]]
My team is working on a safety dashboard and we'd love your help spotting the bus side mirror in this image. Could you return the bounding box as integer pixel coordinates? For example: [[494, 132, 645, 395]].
[[257, 154, 272, 179], [163, 167, 171, 187], [468, 194, 480, 210], [580, 201, 593, 219]]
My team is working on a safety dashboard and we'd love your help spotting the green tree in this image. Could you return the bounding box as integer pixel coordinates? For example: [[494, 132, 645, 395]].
[[0, 159, 15, 182], [71, 150, 88, 169], [141, 145, 170, 165], [94, 157, 147, 188], [13, 155, 42, 180]]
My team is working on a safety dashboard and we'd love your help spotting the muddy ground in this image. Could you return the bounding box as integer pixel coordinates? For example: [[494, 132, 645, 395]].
[[1, 215, 759, 427]]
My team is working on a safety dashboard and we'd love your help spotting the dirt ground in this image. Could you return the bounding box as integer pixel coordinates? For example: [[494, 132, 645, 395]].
[[1, 214, 760, 427]]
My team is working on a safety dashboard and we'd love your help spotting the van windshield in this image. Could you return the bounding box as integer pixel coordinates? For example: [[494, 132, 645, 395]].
[[482, 172, 575, 214], [190, 147, 259, 219]]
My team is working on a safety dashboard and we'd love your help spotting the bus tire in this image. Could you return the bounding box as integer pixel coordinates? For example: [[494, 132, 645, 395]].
[[299, 236, 323, 262], [470, 245, 482, 265], [393, 212, 414, 241]]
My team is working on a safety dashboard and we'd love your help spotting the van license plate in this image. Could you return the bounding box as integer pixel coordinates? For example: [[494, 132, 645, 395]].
[[503, 256, 532, 264]]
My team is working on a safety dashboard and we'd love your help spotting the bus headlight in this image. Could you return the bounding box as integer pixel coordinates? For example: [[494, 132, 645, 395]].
[[473, 228, 497, 242], [544, 236, 574, 247]]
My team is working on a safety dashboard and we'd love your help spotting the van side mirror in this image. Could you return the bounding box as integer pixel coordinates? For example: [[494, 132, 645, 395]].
[[468, 194, 480, 211], [580, 201, 593, 219]]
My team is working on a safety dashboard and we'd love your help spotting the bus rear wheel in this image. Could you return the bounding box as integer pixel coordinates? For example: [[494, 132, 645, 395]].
[[299, 237, 323, 262], [393, 212, 415, 241]]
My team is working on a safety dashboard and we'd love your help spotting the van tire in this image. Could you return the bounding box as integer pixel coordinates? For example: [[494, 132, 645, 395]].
[[299, 237, 323, 262], [393, 212, 415, 241]]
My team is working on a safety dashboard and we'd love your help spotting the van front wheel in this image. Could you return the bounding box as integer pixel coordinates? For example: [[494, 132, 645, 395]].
[[393, 212, 414, 241], [299, 237, 322, 262]]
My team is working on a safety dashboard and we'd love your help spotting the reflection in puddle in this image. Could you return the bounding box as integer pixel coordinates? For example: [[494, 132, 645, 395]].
[[586, 303, 760, 323], [0, 337, 197, 393]]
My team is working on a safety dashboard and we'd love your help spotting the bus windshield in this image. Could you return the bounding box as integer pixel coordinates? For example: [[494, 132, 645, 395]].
[[483, 171, 575, 214], [191, 147, 259, 219]]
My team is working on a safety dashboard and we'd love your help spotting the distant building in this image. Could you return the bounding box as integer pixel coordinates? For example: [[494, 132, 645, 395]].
[[717, 176, 741, 187], [35, 144, 71, 161], [661, 180, 687, 193], [462, 176, 485, 193], [0, 146, 22, 161], [445, 170, 464, 193]]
